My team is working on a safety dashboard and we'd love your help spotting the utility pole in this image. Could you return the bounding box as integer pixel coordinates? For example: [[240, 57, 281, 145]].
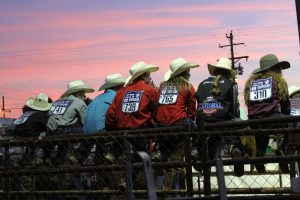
[[0, 96, 11, 118], [219, 30, 248, 75]]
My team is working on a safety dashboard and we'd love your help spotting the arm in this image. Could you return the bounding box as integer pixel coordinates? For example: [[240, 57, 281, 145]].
[[186, 85, 197, 120], [232, 82, 240, 118], [105, 96, 118, 130]]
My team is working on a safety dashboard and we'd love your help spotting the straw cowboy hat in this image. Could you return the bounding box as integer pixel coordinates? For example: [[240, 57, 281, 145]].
[[98, 73, 126, 91], [252, 54, 290, 74], [26, 93, 52, 111], [61, 80, 95, 98], [125, 61, 159, 85], [289, 85, 300, 97], [208, 57, 237, 78], [164, 58, 199, 81]]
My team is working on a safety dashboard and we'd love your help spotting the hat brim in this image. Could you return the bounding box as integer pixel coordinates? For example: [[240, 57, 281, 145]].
[[252, 61, 290, 74], [289, 86, 300, 97], [98, 78, 126, 91], [26, 98, 52, 111], [125, 65, 159, 86], [164, 62, 199, 81], [207, 64, 237, 78], [61, 85, 95, 98]]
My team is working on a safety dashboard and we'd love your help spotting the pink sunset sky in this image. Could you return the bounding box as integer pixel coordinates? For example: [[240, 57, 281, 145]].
[[0, 0, 299, 118]]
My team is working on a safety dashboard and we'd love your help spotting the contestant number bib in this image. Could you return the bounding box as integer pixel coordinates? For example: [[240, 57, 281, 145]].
[[159, 85, 178, 105], [250, 77, 272, 101], [122, 91, 143, 113], [291, 99, 300, 116], [14, 111, 35, 125], [50, 99, 73, 115]]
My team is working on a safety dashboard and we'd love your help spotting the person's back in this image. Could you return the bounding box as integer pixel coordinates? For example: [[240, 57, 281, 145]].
[[47, 95, 87, 133], [45, 80, 94, 165], [156, 58, 198, 126], [196, 76, 238, 123], [106, 62, 159, 130], [75, 74, 125, 166], [83, 90, 116, 134], [244, 54, 291, 173], [105, 61, 159, 190], [194, 58, 243, 176], [245, 72, 290, 119], [14, 93, 52, 166]]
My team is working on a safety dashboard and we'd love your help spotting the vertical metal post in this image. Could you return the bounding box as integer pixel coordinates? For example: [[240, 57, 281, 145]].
[[124, 141, 133, 200], [4, 144, 10, 200], [215, 138, 228, 200], [184, 137, 193, 196], [201, 135, 211, 195], [229, 31, 235, 69], [137, 152, 157, 200], [296, 0, 300, 48], [2, 96, 5, 118]]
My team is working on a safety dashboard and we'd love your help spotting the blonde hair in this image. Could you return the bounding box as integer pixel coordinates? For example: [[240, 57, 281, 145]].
[[163, 76, 191, 92], [244, 71, 288, 105], [210, 68, 231, 96]]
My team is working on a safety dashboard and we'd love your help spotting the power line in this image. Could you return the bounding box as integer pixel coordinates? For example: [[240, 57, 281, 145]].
[[0, 24, 295, 58]]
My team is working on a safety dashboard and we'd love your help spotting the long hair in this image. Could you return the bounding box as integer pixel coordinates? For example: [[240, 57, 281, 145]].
[[163, 71, 191, 91], [244, 70, 289, 105], [210, 68, 231, 96]]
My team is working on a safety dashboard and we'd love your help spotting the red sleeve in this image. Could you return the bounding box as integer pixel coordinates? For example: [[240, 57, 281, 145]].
[[105, 96, 117, 130], [149, 87, 159, 123], [186, 85, 196, 120]]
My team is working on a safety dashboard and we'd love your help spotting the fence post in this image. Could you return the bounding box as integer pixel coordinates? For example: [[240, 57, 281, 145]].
[[124, 140, 134, 200], [201, 135, 211, 195], [184, 137, 193, 196], [137, 151, 157, 200], [4, 144, 10, 200]]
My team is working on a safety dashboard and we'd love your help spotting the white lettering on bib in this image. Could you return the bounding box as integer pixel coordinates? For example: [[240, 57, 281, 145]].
[[291, 99, 300, 116], [159, 85, 179, 105], [249, 77, 272, 101], [14, 111, 35, 125], [49, 99, 73, 115], [122, 91, 143, 113]]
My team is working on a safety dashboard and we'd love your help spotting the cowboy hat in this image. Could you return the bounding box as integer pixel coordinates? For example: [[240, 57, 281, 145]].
[[98, 73, 126, 91], [208, 57, 237, 78], [61, 80, 95, 98], [26, 93, 52, 111], [289, 85, 300, 97], [164, 58, 199, 81], [125, 61, 159, 86], [252, 54, 290, 74]]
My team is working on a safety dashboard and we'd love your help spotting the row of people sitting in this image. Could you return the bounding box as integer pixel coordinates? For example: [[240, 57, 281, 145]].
[[11, 54, 299, 178]]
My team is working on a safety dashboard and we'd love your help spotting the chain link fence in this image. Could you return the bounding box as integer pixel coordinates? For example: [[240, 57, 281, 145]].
[[1, 116, 300, 200]]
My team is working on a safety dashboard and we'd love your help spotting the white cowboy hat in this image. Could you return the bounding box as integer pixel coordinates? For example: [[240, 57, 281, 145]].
[[208, 57, 237, 78], [164, 58, 199, 81], [289, 85, 300, 97], [98, 73, 126, 91], [61, 80, 95, 98], [125, 61, 159, 86], [26, 93, 52, 111]]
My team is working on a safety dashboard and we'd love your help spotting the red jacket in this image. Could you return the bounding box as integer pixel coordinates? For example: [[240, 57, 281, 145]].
[[106, 80, 159, 130], [155, 83, 196, 126]]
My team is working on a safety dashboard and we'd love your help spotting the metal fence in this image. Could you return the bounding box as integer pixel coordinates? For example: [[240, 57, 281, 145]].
[[1, 116, 300, 200]]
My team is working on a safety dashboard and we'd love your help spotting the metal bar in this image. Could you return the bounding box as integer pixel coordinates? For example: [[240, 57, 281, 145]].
[[137, 151, 157, 200], [214, 139, 227, 200], [124, 141, 133, 200], [201, 135, 211, 196], [184, 137, 193, 197], [4, 145, 10, 200]]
